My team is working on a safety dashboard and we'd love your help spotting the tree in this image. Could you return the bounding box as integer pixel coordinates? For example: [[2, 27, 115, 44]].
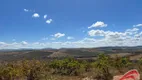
[[94, 53, 112, 80], [112, 56, 131, 73]]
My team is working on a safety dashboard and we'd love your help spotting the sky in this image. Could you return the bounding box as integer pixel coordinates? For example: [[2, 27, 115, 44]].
[[0, 0, 142, 49]]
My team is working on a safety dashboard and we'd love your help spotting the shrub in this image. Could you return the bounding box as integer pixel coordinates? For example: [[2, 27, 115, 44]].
[[112, 56, 131, 73], [93, 53, 113, 80], [0, 62, 23, 80], [49, 57, 86, 76]]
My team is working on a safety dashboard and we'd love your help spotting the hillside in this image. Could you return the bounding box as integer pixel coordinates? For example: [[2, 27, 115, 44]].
[[0, 46, 142, 61]]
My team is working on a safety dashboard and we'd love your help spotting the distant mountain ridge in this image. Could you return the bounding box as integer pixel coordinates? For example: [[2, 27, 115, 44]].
[[1, 46, 142, 51], [0, 46, 142, 61]]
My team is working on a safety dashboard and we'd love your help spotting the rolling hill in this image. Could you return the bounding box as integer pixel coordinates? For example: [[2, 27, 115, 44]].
[[0, 46, 142, 61]]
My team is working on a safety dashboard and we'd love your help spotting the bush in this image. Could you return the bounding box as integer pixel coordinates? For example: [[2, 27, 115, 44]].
[[0, 54, 140, 80], [112, 56, 132, 73], [93, 53, 113, 80], [0, 62, 23, 80], [49, 57, 87, 76]]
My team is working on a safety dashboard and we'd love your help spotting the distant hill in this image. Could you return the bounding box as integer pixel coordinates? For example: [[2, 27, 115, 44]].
[[0, 46, 142, 61], [0, 50, 53, 61]]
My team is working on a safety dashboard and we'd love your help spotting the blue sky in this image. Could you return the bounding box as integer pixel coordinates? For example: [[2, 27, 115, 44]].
[[0, 0, 142, 49]]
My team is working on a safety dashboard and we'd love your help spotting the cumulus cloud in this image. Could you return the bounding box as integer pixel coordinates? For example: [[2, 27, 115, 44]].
[[46, 19, 52, 24], [87, 28, 140, 45], [1, 33, 142, 49], [81, 38, 96, 42], [32, 13, 40, 18], [126, 28, 139, 32], [88, 30, 105, 36], [88, 28, 139, 37], [67, 36, 74, 40], [1, 26, 142, 49], [0, 42, 7, 45], [53, 33, 65, 38], [0, 41, 30, 49], [24, 9, 29, 12], [88, 30, 125, 42], [21, 41, 28, 45], [133, 24, 142, 27], [88, 21, 107, 29], [125, 28, 139, 35], [135, 32, 142, 38], [87, 27, 141, 46], [44, 15, 47, 19]]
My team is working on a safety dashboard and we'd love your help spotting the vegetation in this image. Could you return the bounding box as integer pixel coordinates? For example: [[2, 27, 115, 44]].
[[0, 54, 141, 80]]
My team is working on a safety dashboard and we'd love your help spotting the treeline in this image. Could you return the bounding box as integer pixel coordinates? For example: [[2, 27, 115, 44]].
[[0, 54, 142, 80]]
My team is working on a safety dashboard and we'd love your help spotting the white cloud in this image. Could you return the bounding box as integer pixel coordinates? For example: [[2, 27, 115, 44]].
[[0, 42, 7, 45], [46, 19, 52, 24], [133, 24, 142, 27], [24, 9, 35, 12], [67, 36, 74, 40], [21, 41, 28, 45], [0, 26, 142, 49], [88, 28, 139, 37], [104, 32, 125, 41], [87, 29, 127, 44], [44, 15, 47, 19], [32, 13, 40, 18], [88, 21, 107, 29], [88, 30, 125, 43], [88, 30, 105, 36], [126, 28, 139, 32], [1, 33, 142, 49], [135, 32, 142, 38], [81, 38, 96, 42], [53, 33, 65, 38], [0, 41, 30, 49], [125, 28, 139, 35], [87, 27, 141, 47], [24, 9, 29, 12]]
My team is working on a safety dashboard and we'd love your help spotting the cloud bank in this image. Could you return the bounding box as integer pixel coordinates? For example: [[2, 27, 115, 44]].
[[1, 22, 142, 49]]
